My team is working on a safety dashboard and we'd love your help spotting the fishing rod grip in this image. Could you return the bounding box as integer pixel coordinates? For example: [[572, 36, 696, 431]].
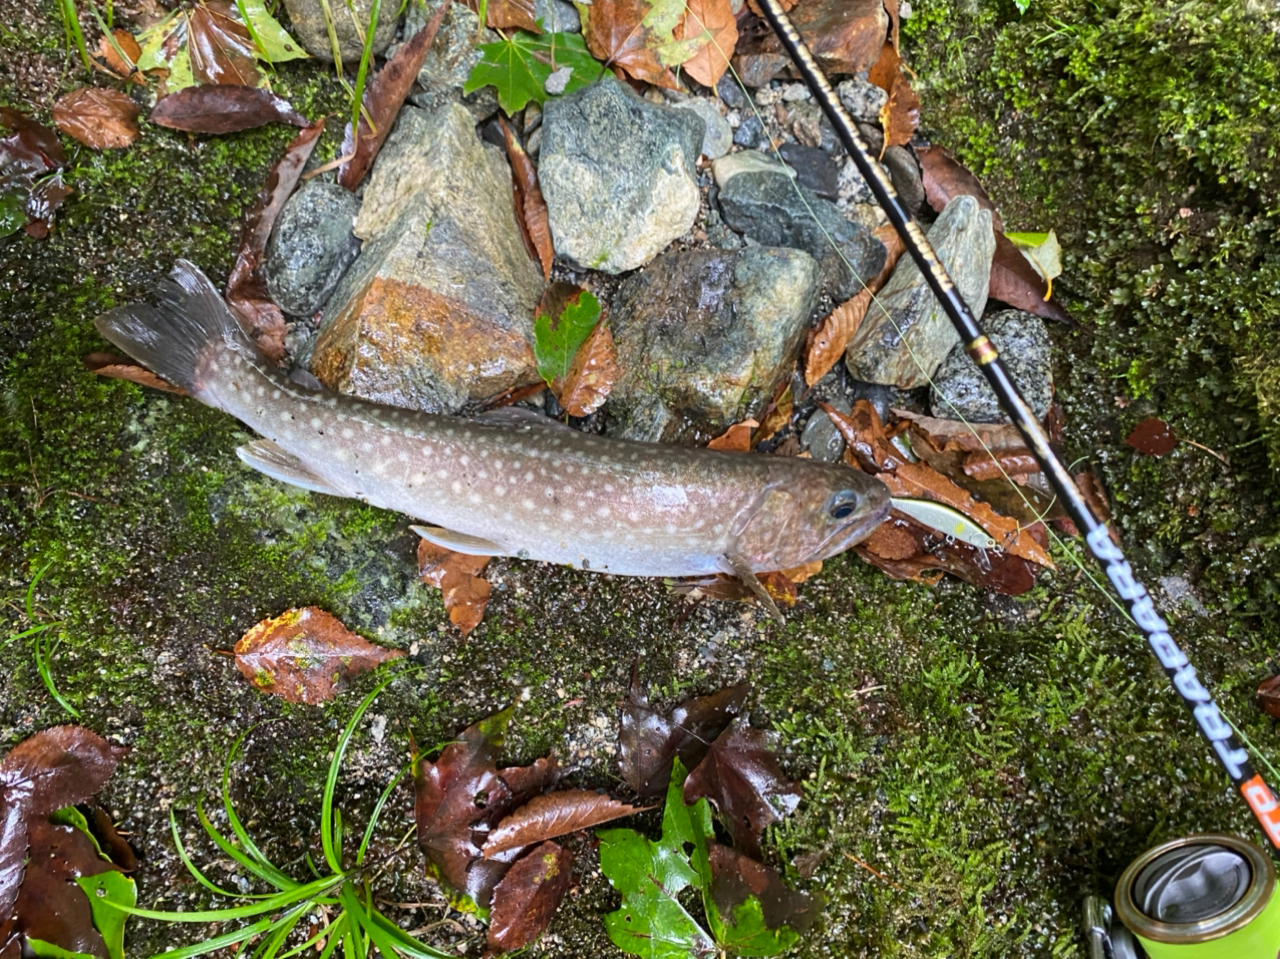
[[752, 0, 1280, 851]]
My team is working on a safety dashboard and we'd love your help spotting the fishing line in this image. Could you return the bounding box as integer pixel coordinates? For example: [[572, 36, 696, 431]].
[[750, 0, 1280, 851]]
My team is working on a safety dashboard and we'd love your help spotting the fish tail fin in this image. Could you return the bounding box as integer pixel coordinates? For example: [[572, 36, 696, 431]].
[[94, 259, 261, 395]]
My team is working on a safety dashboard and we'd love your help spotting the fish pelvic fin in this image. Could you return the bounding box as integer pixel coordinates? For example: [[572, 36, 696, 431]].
[[94, 259, 261, 394], [722, 552, 786, 626], [238, 440, 343, 496], [410, 525, 506, 557]]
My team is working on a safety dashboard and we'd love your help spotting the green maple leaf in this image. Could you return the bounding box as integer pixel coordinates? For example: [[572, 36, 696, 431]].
[[534, 289, 602, 387], [464, 29, 604, 114]]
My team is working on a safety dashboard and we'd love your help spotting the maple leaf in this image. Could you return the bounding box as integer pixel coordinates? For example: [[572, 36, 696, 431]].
[[465, 29, 604, 114], [417, 538, 492, 637], [583, 0, 684, 89]]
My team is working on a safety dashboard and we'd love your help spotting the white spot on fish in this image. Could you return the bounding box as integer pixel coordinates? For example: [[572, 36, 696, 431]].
[[605, 483, 615, 493], [256, 385, 265, 397], [342, 428, 355, 439], [451, 481, 462, 494], [461, 455, 470, 466], [544, 488, 554, 498], [381, 435, 392, 445], [494, 485, 506, 497], [523, 499, 536, 510], [437, 469, 448, 479], [469, 493, 482, 504], [524, 471, 535, 482], [628, 511, 640, 522], [397, 452, 409, 463], [542, 507, 551, 515], [311, 418, 322, 429], [493, 459, 504, 470], [561, 509, 574, 521], [596, 506, 610, 518]]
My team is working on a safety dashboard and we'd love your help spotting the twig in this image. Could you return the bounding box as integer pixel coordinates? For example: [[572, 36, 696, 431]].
[[842, 851, 904, 890]]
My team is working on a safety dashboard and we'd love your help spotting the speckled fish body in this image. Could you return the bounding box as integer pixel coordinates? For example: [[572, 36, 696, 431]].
[[96, 262, 890, 577]]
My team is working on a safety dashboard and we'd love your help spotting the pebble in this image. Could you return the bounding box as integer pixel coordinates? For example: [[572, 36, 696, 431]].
[[264, 179, 360, 317], [882, 145, 925, 217], [801, 395, 851, 463], [779, 142, 840, 200], [733, 114, 764, 148], [930, 309, 1054, 423], [671, 98, 733, 159], [781, 83, 811, 102], [281, 0, 398, 62], [539, 76, 704, 274], [836, 79, 888, 124], [717, 74, 748, 109]]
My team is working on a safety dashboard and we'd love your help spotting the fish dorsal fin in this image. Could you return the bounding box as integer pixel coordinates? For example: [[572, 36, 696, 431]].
[[720, 552, 786, 626], [410, 524, 506, 557], [237, 440, 342, 496], [475, 407, 575, 431]]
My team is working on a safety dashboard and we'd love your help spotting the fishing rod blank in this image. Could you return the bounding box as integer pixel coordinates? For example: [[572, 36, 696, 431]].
[[753, 0, 1280, 852]]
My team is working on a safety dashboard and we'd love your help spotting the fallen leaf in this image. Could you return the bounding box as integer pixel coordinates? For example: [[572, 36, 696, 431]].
[[858, 514, 1043, 595], [534, 286, 603, 388], [0, 795, 28, 921], [498, 116, 553, 279], [464, 29, 605, 114], [483, 789, 650, 856], [1258, 675, 1280, 719], [24, 175, 72, 239], [891, 408, 1026, 453], [487, 842, 573, 951], [150, 84, 307, 133], [709, 843, 820, 945], [867, 43, 917, 150], [619, 669, 751, 798], [1075, 470, 1112, 524], [708, 419, 759, 452], [0, 108, 67, 239], [417, 534, 492, 638], [337, 4, 448, 191], [818, 400, 902, 473], [557, 320, 618, 417], [805, 291, 870, 386], [758, 571, 798, 608], [733, 0, 886, 86], [683, 718, 801, 860], [1126, 417, 1177, 456], [914, 142, 1003, 233], [93, 29, 144, 83], [960, 449, 1039, 482], [85, 353, 187, 394], [1007, 229, 1062, 292], [756, 383, 792, 445], [232, 607, 404, 704], [677, 0, 738, 88], [989, 230, 1073, 322], [463, 0, 541, 32], [583, 0, 680, 88], [225, 117, 324, 362], [0, 726, 128, 818], [53, 88, 140, 149]]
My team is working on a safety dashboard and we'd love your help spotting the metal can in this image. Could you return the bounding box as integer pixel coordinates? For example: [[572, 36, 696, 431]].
[[1115, 833, 1280, 958]]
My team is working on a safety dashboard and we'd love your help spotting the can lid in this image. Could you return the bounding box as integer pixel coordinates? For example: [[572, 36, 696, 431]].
[[1133, 843, 1251, 923]]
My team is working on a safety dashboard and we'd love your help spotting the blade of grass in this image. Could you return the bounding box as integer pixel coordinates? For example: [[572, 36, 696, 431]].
[[220, 726, 300, 890], [348, 0, 381, 135], [35, 630, 79, 718], [101, 872, 343, 922], [170, 808, 272, 899], [196, 800, 297, 893], [356, 761, 411, 866], [364, 909, 454, 959]]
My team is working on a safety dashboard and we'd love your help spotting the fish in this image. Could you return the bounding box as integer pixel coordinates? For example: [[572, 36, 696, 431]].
[[95, 261, 891, 613]]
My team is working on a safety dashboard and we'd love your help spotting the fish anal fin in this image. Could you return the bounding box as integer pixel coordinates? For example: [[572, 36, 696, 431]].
[[721, 552, 786, 626], [237, 440, 342, 496], [410, 524, 506, 557]]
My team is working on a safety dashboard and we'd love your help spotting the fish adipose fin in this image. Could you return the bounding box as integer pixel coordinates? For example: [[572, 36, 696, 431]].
[[721, 552, 786, 626], [410, 525, 505, 556], [237, 440, 342, 496], [94, 259, 259, 394]]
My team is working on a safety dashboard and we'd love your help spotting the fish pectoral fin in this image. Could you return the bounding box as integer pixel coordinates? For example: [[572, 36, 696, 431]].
[[237, 440, 342, 496], [410, 525, 506, 557], [721, 552, 786, 626]]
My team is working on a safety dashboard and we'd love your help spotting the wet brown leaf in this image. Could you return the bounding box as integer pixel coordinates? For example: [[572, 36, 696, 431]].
[[464, 0, 541, 32], [756, 383, 792, 444], [233, 606, 404, 704], [914, 142, 1003, 233], [338, 2, 449, 191], [858, 514, 1043, 594], [583, 0, 678, 89], [0, 726, 128, 818], [805, 291, 870, 386], [734, 0, 886, 85], [1258, 674, 1280, 719], [417, 539, 492, 638], [867, 43, 917, 150], [1126, 417, 1177, 456], [707, 419, 759, 452], [989, 230, 1073, 323], [498, 116, 553, 280], [85, 352, 186, 394], [557, 320, 617, 417], [818, 400, 902, 473], [678, 0, 738, 88], [53, 88, 140, 149], [151, 84, 307, 133], [683, 718, 801, 860], [619, 669, 751, 798], [225, 117, 324, 361], [891, 408, 1025, 453], [94, 29, 143, 83], [188, 1, 261, 87], [960, 449, 1039, 482], [487, 842, 573, 952], [709, 843, 820, 936], [483, 789, 649, 856], [1, 108, 68, 238], [744, 0, 795, 16], [1075, 471, 1111, 524]]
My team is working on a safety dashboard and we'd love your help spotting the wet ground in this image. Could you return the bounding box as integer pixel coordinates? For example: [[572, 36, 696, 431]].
[[4, 0, 1280, 956]]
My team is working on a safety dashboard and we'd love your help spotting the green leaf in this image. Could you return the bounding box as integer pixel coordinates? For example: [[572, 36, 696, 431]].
[[644, 0, 703, 67], [1005, 229, 1062, 285], [599, 761, 715, 959], [76, 872, 138, 959], [26, 940, 98, 959], [235, 0, 308, 62], [0, 187, 27, 239], [464, 29, 604, 114], [714, 897, 799, 958], [534, 290, 602, 387]]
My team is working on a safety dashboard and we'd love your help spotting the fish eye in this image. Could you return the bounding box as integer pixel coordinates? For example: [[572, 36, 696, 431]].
[[828, 492, 859, 520]]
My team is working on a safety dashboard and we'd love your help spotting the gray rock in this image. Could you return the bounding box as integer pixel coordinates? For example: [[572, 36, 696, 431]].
[[671, 98, 732, 159], [539, 77, 704, 274], [845, 195, 995, 388], [311, 104, 544, 413], [716, 167, 886, 299], [801, 395, 851, 463], [403, 0, 499, 120], [717, 74, 747, 109], [265, 180, 360, 317], [882, 145, 924, 217], [531, 0, 580, 32], [779, 142, 840, 199], [733, 114, 764, 148], [608, 247, 821, 443], [836, 80, 887, 124], [281, 0, 398, 62], [710, 150, 793, 188], [930, 308, 1054, 423]]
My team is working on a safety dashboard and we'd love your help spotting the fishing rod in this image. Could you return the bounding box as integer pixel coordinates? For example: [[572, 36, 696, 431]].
[[754, 0, 1280, 852]]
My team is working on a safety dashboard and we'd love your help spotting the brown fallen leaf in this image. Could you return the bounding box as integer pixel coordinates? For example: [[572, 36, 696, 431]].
[[463, 0, 541, 32], [150, 84, 307, 133], [989, 230, 1072, 323], [232, 606, 404, 704], [817, 400, 902, 472], [678, 0, 738, 88], [557, 320, 618, 417], [483, 789, 650, 857], [1126, 417, 1177, 456], [756, 382, 793, 445], [498, 116, 553, 280], [866, 43, 917, 151], [806, 290, 870, 386], [744, 0, 795, 16], [734, 0, 886, 85], [417, 538, 492, 638], [709, 843, 820, 937], [186, 1, 262, 87], [53, 88, 140, 150], [225, 117, 324, 362], [1258, 674, 1280, 719], [961, 449, 1039, 482], [914, 142, 1003, 233], [93, 29, 144, 83], [891, 408, 1026, 453], [583, 0, 679, 89], [2, 108, 69, 238], [487, 842, 573, 952], [85, 352, 187, 394], [707, 419, 759, 452], [338, 2, 449, 192]]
